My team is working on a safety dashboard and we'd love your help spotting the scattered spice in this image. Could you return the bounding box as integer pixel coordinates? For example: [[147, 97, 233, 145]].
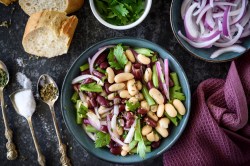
[[0, 69, 8, 87], [40, 83, 58, 101]]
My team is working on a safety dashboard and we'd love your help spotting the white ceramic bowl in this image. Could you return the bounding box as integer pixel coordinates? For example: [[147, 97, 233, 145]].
[[89, 0, 152, 30]]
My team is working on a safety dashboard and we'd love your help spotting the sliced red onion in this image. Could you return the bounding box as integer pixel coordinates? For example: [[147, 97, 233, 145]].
[[124, 119, 137, 144], [199, 20, 205, 34], [156, 61, 169, 100], [213, 7, 243, 18], [72, 74, 104, 86], [241, 30, 250, 38], [107, 115, 126, 146], [209, 0, 214, 7], [239, 5, 250, 27], [89, 45, 114, 74], [184, 3, 200, 40], [210, 45, 246, 59], [214, 24, 244, 47], [79, 92, 87, 103], [205, 9, 215, 30], [94, 107, 101, 119], [231, 0, 246, 25], [99, 107, 112, 114], [87, 112, 101, 130], [111, 115, 118, 131], [113, 105, 119, 116], [222, 6, 231, 37], [196, 2, 236, 25], [218, 20, 222, 31], [164, 59, 170, 100], [178, 31, 220, 48], [193, 0, 207, 16], [100, 121, 107, 126], [181, 0, 193, 19], [118, 119, 125, 127]]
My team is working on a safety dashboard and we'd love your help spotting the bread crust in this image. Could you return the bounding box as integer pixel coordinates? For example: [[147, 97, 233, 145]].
[[0, 0, 15, 6], [19, 0, 84, 15], [22, 10, 78, 57]]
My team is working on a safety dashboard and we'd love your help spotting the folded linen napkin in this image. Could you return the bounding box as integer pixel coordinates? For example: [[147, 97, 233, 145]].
[[163, 54, 250, 165]]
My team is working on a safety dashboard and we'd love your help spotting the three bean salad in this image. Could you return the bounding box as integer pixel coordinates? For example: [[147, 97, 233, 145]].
[[71, 44, 186, 158]]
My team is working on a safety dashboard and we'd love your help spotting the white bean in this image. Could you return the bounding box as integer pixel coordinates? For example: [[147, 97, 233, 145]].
[[173, 99, 186, 115], [141, 100, 150, 111], [144, 68, 152, 83], [158, 118, 170, 128], [127, 79, 138, 96], [149, 88, 164, 104], [106, 67, 115, 83], [155, 125, 169, 138], [135, 93, 144, 101], [107, 93, 116, 100], [137, 54, 151, 65], [147, 111, 158, 121], [142, 125, 152, 136], [135, 81, 142, 91], [146, 131, 155, 142], [124, 61, 132, 73], [150, 105, 158, 113], [154, 133, 160, 142], [165, 103, 177, 117], [109, 83, 125, 92], [156, 104, 164, 117], [119, 90, 131, 99], [125, 49, 135, 63], [114, 73, 134, 83]]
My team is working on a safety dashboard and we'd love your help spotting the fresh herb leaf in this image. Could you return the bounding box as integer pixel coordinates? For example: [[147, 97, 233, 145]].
[[71, 92, 79, 103], [80, 82, 103, 92], [126, 101, 140, 112], [95, 132, 111, 148], [134, 48, 154, 56], [80, 63, 89, 72], [114, 44, 128, 69], [108, 48, 123, 70], [134, 119, 146, 158], [151, 55, 158, 62], [76, 100, 88, 124]]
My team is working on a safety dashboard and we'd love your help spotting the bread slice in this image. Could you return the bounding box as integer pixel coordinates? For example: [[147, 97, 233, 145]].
[[22, 10, 78, 58], [19, 0, 84, 16], [0, 0, 15, 6]]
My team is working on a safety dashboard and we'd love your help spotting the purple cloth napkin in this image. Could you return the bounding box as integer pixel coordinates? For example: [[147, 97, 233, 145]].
[[163, 54, 250, 165]]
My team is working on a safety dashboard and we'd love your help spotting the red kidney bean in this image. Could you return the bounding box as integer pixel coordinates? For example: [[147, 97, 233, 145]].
[[83, 119, 90, 124], [92, 70, 105, 79], [86, 100, 93, 109], [137, 108, 148, 115], [147, 64, 151, 68], [86, 92, 97, 98], [81, 70, 90, 75], [151, 141, 161, 149], [144, 117, 157, 127], [96, 52, 107, 65], [121, 99, 127, 105], [124, 112, 134, 120], [97, 96, 109, 107], [82, 78, 94, 84], [99, 61, 109, 69], [110, 147, 122, 155], [89, 98, 97, 108], [109, 140, 119, 148], [114, 69, 123, 75], [100, 125, 108, 133], [147, 81, 154, 90], [132, 65, 143, 80], [119, 105, 125, 112], [130, 49, 138, 57], [114, 97, 121, 105], [125, 119, 135, 128], [104, 82, 111, 94], [133, 63, 141, 69]]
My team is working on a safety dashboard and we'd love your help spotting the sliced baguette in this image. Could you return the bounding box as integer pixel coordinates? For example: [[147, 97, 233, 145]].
[[19, 0, 84, 16], [0, 0, 15, 6], [22, 10, 78, 58]]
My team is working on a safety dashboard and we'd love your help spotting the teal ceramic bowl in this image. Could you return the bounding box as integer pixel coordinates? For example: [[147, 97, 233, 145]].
[[61, 38, 191, 164], [170, 0, 250, 62]]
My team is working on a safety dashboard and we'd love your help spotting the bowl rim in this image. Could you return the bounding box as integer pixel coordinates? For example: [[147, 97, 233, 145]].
[[60, 37, 191, 164], [170, 0, 250, 63], [89, 0, 152, 30]]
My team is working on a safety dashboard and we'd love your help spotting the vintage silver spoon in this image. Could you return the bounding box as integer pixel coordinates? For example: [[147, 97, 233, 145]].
[[10, 89, 45, 166], [0, 60, 18, 160], [37, 74, 71, 166]]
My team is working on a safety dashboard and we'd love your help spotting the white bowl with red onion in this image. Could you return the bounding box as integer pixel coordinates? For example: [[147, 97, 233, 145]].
[[171, 0, 250, 62]]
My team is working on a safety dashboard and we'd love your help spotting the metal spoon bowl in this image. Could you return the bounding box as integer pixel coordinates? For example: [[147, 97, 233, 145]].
[[37, 74, 71, 166], [0, 60, 18, 160], [9, 89, 45, 166]]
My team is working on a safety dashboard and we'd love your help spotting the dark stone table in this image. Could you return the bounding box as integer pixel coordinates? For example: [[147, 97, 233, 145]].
[[0, 1, 230, 166]]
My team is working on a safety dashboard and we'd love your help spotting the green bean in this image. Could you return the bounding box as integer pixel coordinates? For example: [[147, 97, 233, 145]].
[[71, 92, 79, 103], [152, 64, 159, 88], [142, 85, 156, 106], [80, 63, 89, 72]]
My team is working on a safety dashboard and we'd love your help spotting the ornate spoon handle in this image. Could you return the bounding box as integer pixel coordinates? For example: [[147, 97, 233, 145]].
[[0, 88, 18, 160], [27, 117, 46, 166], [50, 105, 71, 166]]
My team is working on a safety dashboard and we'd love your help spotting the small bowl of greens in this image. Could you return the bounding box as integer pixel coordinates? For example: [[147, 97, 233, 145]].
[[89, 0, 152, 30]]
